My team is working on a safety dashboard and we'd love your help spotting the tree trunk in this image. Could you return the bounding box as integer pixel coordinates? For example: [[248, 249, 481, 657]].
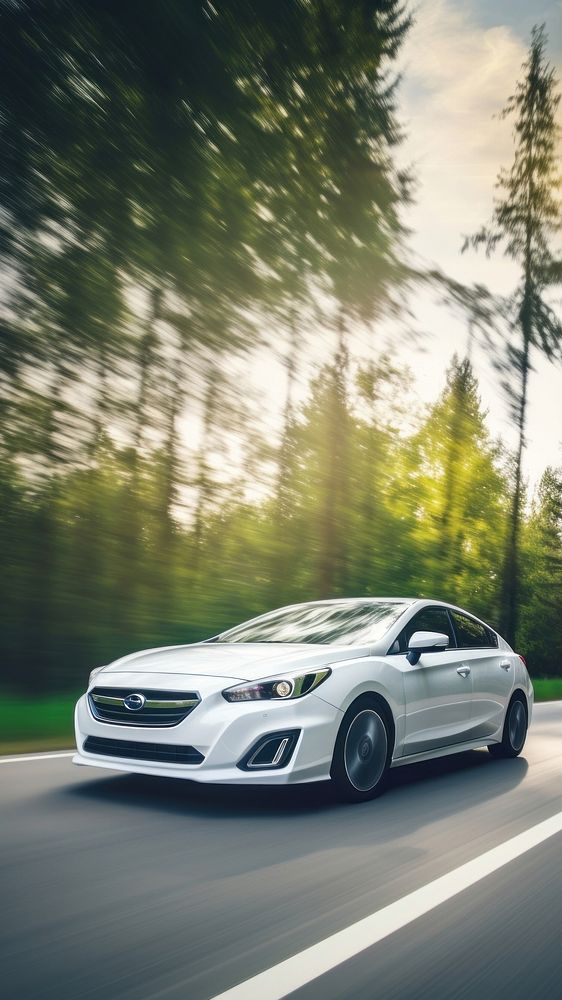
[[318, 308, 349, 597], [26, 363, 65, 691], [133, 286, 161, 459], [192, 366, 219, 564], [276, 310, 298, 512], [120, 285, 162, 630], [500, 323, 531, 644], [88, 343, 108, 463], [160, 345, 184, 547], [500, 114, 535, 646], [439, 363, 466, 600]]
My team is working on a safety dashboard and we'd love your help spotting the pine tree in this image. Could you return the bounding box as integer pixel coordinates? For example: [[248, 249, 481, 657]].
[[463, 26, 562, 642], [408, 357, 509, 620], [518, 468, 562, 676]]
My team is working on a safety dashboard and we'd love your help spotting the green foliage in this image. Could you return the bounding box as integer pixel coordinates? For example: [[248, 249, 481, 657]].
[[463, 25, 562, 642], [3, 352, 559, 692], [183, 362, 561, 679], [405, 358, 509, 621], [532, 679, 562, 701], [0, 6, 560, 701], [518, 468, 562, 675]]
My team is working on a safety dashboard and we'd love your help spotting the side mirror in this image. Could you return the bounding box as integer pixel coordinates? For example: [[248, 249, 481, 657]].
[[406, 630, 449, 665]]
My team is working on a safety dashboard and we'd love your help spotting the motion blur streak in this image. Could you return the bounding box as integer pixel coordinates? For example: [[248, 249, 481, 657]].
[[0, 751, 74, 764], [0, 4, 561, 716], [210, 811, 562, 1000], [0, 702, 561, 1000]]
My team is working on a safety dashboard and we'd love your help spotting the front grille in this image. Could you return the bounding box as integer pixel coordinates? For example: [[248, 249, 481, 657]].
[[83, 735, 204, 765], [88, 687, 200, 727]]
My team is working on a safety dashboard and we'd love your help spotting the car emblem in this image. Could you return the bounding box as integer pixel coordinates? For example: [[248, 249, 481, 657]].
[[123, 692, 146, 711]]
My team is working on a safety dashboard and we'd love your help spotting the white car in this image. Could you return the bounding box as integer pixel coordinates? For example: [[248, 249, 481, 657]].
[[74, 598, 533, 802]]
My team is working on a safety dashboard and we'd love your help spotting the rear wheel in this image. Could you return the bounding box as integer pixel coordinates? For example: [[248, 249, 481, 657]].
[[331, 699, 392, 803], [488, 694, 528, 758]]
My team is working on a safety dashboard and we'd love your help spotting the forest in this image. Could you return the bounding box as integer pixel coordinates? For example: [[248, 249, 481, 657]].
[[1, 1, 561, 700]]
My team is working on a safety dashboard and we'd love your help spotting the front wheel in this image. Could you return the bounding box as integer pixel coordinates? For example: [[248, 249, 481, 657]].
[[331, 701, 391, 803], [488, 695, 528, 758]]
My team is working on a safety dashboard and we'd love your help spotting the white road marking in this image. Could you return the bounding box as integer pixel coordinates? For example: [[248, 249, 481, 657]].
[[0, 751, 74, 764], [210, 809, 562, 1000]]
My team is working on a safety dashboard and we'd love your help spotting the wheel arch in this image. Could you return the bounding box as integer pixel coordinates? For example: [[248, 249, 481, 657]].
[[335, 690, 396, 760], [320, 663, 404, 757], [510, 686, 530, 715]]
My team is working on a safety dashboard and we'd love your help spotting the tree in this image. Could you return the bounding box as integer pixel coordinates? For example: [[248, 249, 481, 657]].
[[518, 468, 562, 676], [406, 357, 509, 620], [346, 356, 411, 597], [463, 25, 562, 643], [306, 0, 412, 595]]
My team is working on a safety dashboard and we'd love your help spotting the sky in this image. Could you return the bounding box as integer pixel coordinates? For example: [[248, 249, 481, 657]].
[[247, 0, 562, 498], [395, 0, 562, 490]]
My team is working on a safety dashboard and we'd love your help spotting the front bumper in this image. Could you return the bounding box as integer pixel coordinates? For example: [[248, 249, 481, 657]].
[[73, 672, 342, 785]]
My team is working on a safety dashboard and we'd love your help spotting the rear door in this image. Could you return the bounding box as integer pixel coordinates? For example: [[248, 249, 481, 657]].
[[449, 609, 514, 740], [396, 606, 474, 757]]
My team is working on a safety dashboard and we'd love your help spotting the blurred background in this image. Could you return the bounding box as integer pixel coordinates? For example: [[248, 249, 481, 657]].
[[1, 0, 561, 753]]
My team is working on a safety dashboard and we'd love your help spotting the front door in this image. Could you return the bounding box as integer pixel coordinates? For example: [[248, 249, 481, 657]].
[[397, 606, 473, 757]]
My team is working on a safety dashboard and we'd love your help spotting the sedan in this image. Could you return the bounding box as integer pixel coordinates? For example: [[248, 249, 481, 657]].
[[74, 598, 533, 802]]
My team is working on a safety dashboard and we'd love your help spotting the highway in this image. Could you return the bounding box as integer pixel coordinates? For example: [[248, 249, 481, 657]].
[[1, 701, 561, 1000]]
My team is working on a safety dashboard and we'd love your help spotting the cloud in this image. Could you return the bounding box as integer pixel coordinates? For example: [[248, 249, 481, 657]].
[[394, 0, 562, 488], [398, 0, 529, 283]]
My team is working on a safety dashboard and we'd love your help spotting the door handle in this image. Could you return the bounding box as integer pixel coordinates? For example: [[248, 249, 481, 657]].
[[500, 659, 511, 670], [457, 666, 471, 678]]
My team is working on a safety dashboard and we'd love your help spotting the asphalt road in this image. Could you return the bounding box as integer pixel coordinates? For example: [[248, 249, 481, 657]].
[[1, 702, 561, 1000]]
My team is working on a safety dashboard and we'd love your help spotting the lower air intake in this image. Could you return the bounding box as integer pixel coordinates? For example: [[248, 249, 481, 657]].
[[83, 736, 204, 765]]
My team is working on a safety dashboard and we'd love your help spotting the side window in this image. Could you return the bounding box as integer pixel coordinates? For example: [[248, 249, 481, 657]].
[[450, 610, 491, 648], [486, 627, 499, 648], [394, 607, 455, 653]]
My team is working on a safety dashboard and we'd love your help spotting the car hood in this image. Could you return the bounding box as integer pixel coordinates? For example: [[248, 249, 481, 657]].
[[99, 642, 369, 682]]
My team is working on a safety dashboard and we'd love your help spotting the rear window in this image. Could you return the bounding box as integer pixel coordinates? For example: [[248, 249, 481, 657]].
[[450, 610, 496, 649]]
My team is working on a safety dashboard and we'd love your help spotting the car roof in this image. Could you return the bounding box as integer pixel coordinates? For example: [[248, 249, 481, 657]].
[[291, 598, 498, 632], [300, 597, 486, 613], [296, 597, 417, 605]]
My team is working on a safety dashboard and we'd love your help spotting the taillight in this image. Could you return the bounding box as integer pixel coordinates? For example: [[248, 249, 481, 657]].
[[518, 654, 527, 668]]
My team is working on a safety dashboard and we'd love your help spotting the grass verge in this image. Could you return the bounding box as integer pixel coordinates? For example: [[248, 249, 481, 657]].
[[1, 679, 561, 756], [532, 678, 562, 702], [0, 693, 78, 756]]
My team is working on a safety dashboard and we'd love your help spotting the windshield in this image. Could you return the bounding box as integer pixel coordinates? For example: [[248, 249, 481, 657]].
[[215, 601, 408, 646]]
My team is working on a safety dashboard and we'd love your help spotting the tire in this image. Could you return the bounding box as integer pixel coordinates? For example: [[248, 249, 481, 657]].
[[330, 697, 392, 803], [488, 694, 528, 758]]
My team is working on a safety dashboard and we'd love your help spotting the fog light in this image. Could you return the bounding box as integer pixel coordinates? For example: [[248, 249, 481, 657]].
[[238, 729, 300, 770]]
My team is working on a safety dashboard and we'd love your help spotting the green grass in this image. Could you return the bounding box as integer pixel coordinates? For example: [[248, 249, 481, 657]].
[[1, 679, 561, 756], [532, 678, 562, 702], [0, 693, 78, 755]]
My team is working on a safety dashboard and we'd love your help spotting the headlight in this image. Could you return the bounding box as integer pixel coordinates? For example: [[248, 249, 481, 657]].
[[222, 668, 331, 702], [88, 666, 106, 686]]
